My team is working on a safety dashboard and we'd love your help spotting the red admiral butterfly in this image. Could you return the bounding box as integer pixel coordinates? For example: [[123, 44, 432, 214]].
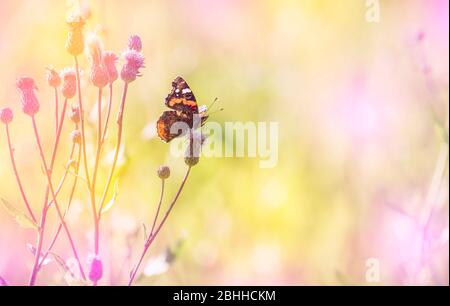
[[157, 76, 209, 142]]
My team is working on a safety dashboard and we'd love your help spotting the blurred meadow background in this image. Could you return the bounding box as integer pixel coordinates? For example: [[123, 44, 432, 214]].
[[0, 0, 448, 285]]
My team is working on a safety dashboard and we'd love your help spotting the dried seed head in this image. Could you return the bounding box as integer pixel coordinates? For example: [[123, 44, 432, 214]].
[[71, 129, 82, 144], [0, 107, 13, 124], [65, 15, 85, 56], [46, 67, 61, 88], [61, 68, 77, 99], [157, 165, 171, 180], [85, 32, 103, 66], [16, 77, 40, 116], [69, 105, 80, 123]]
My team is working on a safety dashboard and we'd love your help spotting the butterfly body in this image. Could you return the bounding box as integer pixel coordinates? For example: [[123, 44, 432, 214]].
[[157, 76, 207, 142]]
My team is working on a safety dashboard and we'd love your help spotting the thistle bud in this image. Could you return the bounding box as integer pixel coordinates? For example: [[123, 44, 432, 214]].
[[184, 156, 199, 167], [16, 77, 40, 116], [0, 107, 13, 124], [46, 67, 61, 88], [69, 105, 80, 123], [90, 65, 109, 88], [61, 68, 77, 99], [128, 35, 142, 52], [102, 51, 119, 84], [71, 129, 81, 144], [88, 255, 103, 283], [157, 165, 171, 180]]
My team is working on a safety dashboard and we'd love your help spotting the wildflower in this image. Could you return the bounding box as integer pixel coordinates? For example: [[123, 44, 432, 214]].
[[157, 165, 171, 180], [120, 50, 145, 83], [65, 14, 85, 56], [0, 107, 13, 124], [69, 105, 80, 123], [71, 129, 82, 144], [46, 67, 61, 88], [61, 68, 77, 99], [16, 77, 40, 116], [128, 35, 142, 52], [88, 255, 103, 283], [102, 51, 119, 84]]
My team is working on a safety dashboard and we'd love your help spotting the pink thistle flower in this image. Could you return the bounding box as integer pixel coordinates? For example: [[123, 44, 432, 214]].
[[61, 68, 77, 99], [121, 50, 145, 83], [102, 51, 119, 84], [16, 77, 40, 116], [128, 35, 142, 52], [46, 67, 61, 88], [88, 255, 103, 283], [0, 107, 13, 124]]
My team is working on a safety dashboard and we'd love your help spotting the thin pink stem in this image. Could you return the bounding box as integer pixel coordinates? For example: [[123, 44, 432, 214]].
[[128, 166, 192, 286], [101, 84, 113, 144], [4, 124, 37, 222], [150, 180, 165, 235], [74, 56, 92, 189], [97, 82, 128, 218], [38, 142, 81, 270], [54, 88, 59, 134], [31, 116, 86, 281]]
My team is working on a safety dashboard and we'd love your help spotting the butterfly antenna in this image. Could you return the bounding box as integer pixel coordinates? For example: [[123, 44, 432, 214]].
[[206, 97, 219, 113], [207, 108, 224, 116]]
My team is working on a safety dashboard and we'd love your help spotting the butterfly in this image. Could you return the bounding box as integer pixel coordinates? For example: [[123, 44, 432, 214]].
[[157, 76, 209, 143]]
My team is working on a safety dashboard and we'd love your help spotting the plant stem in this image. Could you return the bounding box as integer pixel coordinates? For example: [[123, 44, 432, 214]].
[[28, 98, 70, 285], [38, 142, 81, 270], [97, 82, 128, 219], [101, 84, 113, 144], [54, 88, 59, 134], [74, 56, 92, 189], [150, 179, 165, 235], [128, 166, 192, 286], [4, 124, 36, 222], [31, 116, 86, 281]]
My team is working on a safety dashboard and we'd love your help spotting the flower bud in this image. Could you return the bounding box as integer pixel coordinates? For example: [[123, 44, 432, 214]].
[[88, 255, 103, 283], [46, 67, 61, 88], [157, 165, 171, 180], [0, 107, 13, 124], [184, 156, 199, 167], [90, 65, 109, 88], [102, 51, 119, 84], [128, 35, 142, 52], [71, 129, 81, 144], [16, 77, 40, 116], [61, 68, 77, 99], [69, 106, 80, 123]]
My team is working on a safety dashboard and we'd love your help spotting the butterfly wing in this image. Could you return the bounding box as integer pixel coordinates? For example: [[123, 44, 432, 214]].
[[165, 76, 198, 114], [156, 110, 192, 143]]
